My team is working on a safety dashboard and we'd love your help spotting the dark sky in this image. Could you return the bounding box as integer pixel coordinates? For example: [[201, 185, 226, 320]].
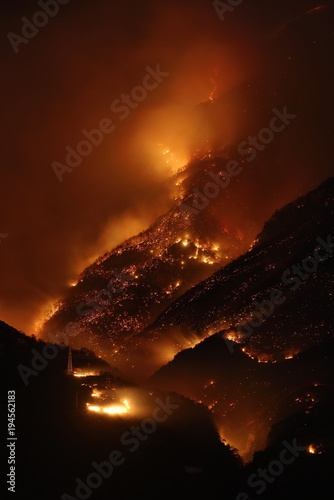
[[0, 0, 333, 333]]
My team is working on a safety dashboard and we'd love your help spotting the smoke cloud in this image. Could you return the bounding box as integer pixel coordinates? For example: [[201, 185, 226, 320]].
[[0, 0, 333, 333]]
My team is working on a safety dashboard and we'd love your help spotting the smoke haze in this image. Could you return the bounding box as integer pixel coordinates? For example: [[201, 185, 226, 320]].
[[0, 0, 333, 333]]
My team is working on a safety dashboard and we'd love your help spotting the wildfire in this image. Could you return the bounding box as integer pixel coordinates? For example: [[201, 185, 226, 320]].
[[174, 237, 222, 265], [257, 354, 272, 364], [240, 347, 276, 363], [86, 399, 130, 416], [33, 299, 62, 334], [91, 389, 102, 398], [249, 239, 258, 250], [157, 144, 188, 174], [73, 371, 98, 378], [201, 256, 214, 265], [284, 350, 300, 360], [87, 405, 100, 413], [225, 331, 244, 343], [186, 338, 202, 349]]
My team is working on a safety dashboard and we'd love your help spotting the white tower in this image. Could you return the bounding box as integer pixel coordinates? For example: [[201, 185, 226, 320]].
[[67, 346, 73, 375]]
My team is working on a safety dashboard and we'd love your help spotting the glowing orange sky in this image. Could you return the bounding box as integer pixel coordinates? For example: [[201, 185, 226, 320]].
[[0, 0, 333, 334]]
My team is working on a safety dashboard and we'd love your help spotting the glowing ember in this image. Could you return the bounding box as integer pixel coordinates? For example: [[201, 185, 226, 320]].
[[91, 389, 102, 398], [225, 331, 244, 343], [307, 444, 316, 454], [201, 256, 214, 265], [284, 351, 299, 360], [157, 144, 188, 174], [249, 239, 258, 250], [257, 355, 272, 363]]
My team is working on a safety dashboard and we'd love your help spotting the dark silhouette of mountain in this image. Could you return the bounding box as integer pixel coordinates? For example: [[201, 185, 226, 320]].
[[1, 321, 241, 500], [133, 177, 334, 378], [3, 320, 333, 499], [1, 319, 113, 381], [41, 174, 334, 381], [41, 0, 334, 379], [148, 334, 334, 462], [28, 8, 334, 494], [4, 3, 334, 499], [41, 152, 250, 358]]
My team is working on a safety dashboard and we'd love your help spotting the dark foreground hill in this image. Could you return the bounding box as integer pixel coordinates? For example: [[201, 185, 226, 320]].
[[2, 321, 334, 499], [1, 322, 240, 500]]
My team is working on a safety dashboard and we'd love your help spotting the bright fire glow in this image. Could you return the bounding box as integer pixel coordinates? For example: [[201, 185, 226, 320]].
[[307, 444, 316, 454], [284, 351, 299, 360], [33, 300, 62, 334], [225, 331, 244, 343], [86, 399, 130, 416], [91, 389, 102, 398], [73, 371, 98, 378], [87, 405, 101, 413], [202, 256, 214, 265], [157, 144, 189, 174]]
